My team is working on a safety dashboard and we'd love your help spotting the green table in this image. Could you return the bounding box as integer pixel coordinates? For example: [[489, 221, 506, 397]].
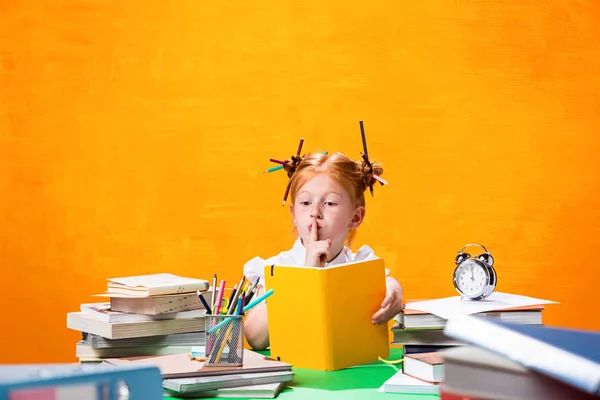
[[165, 348, 440, 400]]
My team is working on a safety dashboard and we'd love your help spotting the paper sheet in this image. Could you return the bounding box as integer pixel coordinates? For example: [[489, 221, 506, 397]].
[[405, 292, 558, 320]]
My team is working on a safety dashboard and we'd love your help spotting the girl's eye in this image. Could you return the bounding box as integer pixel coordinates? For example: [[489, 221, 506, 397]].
[[325, 202, 337, 207], [300, 201, 311, 206]]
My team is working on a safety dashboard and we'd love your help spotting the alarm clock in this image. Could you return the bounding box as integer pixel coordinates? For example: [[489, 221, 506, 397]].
[[453, 244, 497, 300]]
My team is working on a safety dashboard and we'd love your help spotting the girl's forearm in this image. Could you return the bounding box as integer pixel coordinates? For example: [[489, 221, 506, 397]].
[[243, 287, 270, 350]]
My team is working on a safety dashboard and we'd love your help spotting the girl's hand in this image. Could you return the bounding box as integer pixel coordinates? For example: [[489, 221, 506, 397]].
[[372, 277, 404, 324], [304, 219, 331, 267]]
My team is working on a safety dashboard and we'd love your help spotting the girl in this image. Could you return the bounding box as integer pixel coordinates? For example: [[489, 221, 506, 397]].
[[243, 151, 404, 350]]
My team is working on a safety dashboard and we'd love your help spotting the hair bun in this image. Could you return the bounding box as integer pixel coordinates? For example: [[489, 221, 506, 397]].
[[359, 157, 384, 194], [282, 154, 304, 178]]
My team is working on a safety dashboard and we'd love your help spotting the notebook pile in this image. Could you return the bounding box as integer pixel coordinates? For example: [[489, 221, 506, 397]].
[[381, 292, 558, 395], [391, 292, 554, 355], [104, 349, 294, 398], [66, 273, 211, 363]]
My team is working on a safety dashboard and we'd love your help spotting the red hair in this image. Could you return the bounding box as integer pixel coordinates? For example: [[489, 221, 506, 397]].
[[287, 152, 384, 246]]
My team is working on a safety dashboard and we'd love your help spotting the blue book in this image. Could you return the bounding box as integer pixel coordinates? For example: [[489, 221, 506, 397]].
[[444, 314, 600, 396], [0, 363, 163, 399]]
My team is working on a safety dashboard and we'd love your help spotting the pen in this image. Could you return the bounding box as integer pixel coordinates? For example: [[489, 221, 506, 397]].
[[196, 290, 212, 315]]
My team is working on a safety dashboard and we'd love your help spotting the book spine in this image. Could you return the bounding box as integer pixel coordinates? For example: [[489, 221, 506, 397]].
[[444, 314, 600, 395], [320, 271, 334, 371]]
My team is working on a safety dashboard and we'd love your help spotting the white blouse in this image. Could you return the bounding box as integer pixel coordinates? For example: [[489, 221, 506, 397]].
[[243, 237, 390, 287]]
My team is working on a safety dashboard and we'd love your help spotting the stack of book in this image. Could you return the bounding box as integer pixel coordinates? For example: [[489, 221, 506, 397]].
[[104, 347, 294, 398], [440, 314, 600, 400], [67, 273, 211, 363], [381, 292, 558, 395], [380, 351, 444, 396], [392, 293, 552, 356]]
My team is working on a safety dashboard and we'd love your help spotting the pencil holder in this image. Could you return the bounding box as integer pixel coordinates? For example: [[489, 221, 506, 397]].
[[205, 314, 245, 367]]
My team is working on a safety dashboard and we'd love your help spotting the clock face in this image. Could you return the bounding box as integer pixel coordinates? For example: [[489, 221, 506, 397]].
[[456, 260, 489, 297]]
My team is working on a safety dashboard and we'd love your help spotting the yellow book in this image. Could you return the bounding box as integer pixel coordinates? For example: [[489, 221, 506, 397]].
[[263, 258, 390, 371]]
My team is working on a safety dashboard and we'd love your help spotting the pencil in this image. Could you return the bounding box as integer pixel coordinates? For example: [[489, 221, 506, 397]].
[[373, 174, 388, 185], [269, 158, 287, 165], [213, 322, 234, 363], [296, 137, 304, 156], [282, 179, 292, 206], [359, 120, 368, 160], [264, 165, 284, 173], [361, 152, 371, 166]]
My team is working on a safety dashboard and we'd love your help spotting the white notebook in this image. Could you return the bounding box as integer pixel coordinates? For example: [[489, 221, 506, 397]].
[[379, 370, 439, 395]]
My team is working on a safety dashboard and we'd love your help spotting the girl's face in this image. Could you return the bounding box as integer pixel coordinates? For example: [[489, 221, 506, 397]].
[[290, 173, 365, 252]]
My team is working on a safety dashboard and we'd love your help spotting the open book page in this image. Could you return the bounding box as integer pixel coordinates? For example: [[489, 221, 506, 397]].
[[406, 292, 558, 320]]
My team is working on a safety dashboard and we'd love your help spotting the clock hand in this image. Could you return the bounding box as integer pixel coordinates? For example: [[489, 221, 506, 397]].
[[470, 267, 475, 281]]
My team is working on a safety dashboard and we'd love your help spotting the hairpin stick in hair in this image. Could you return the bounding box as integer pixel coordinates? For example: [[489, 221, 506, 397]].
[[373, 174, 388, 185], [360, 152, 375, 196], [270, 158, 287, 166], [282, 179, 292, 206], [296, 138, 305, 156], [359, 120, 369, 161], [265, 165, 284, 173], [361, 152, 371, 167]]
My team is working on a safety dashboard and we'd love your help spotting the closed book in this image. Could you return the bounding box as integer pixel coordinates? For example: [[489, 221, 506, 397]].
[[109, 292, 206, 315], [162, 370, 293, 394], [439, 387, 487, 400], [104, 350, 292, 379], [0, 364, 162, 399], [80, 302, 206, 323], [444, 314, 600, 396], [403, 345, 456, 354], [67, 312, 205, 340], [76, 341, 198, 359], [403, 352, 444, 383], [163, 382, 287, 399], [397, 304, 544, 330], [82, 332, 205, 349], [381, 370, 439, 395], [106, 273, 210, 297], [441, 345, 597, 400], [391, 327, 463, 346]]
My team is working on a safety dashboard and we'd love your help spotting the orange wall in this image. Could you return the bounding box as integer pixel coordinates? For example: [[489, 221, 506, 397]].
[[1, 1, 600, 363]]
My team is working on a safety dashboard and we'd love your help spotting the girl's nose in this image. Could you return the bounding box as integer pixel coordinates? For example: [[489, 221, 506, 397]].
[[310, 204, 323, 219]]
